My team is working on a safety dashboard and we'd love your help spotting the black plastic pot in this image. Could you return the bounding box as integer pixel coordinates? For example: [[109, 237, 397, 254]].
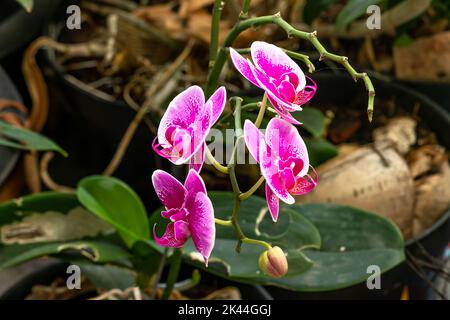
[[400, 80, 450, 115], [38, 4, 167, 210], [265, 72, 450, 300], [0, 66, 23, 188], [0, 0, 62, 103]]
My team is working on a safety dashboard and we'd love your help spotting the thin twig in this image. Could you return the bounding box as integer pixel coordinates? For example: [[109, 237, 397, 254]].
[[39, 152, 75, 193]]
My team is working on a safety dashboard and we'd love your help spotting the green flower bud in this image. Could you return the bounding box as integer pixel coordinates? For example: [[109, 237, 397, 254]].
[[258, 246, 288, 278]]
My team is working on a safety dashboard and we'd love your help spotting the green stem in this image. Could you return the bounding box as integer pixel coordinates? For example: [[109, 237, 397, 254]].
[[209, 0, 224, 73], [239, 176, 265, 200], [254, 93, 267, 128], [205, 147, 229, 174], [231, 97, 243, 137], [239, 0, 252, 19], [161, 249, 182, 300], [205, 13, 375, 121], [215, 218, 233, 226], [218, 102, 259, 125]]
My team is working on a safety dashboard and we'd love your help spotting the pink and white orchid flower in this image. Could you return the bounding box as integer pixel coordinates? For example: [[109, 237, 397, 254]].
[[244, 118, 318, 222], [230, 41, 316, 124], [152, 85, 226, 171], [152, 169, 215, 265]]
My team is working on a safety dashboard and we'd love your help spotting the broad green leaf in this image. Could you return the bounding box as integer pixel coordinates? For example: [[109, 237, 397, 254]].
[[305, 137, 338, 167], [77, 176, 150, 249], [75, 261, 136, 291], [336, 0, 382, 30], [0, 120, 67, 156], [0, 192, 113, 244], [295, 108, 327, 138], [0, 240, 130, 270], [151, 191, 321, 281], [269, 203, 405, 291], [16, 0, 33, 12], [303, 0, 339, 25]]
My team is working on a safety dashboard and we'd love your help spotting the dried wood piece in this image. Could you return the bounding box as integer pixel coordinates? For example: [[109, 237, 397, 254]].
[[394, 31, 450, 82], [299, 143, 415, 238], [412, 160, 450, 236], [372, 117, 417, 155]]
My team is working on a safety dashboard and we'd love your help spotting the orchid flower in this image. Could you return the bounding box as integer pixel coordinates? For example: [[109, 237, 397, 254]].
[[152, 85, 226, 171], [244, 118, 318, 222], [152, 169, 215, 265], [230, 41, 316, 124]]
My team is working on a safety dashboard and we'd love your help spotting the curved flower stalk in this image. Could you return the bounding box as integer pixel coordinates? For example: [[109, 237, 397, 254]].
[[230, 41, 316, 124], [244, 118, 318, 222], [152, 169, 215, 265], [152, 85, 226, 171]]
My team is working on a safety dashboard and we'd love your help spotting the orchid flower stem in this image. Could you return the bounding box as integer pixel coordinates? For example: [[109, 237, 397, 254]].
[[231, 97, 243, 137], [218, 102, 259, 125], [215, 218, 233, 226], [150, 247, 168, 300], [209, 0, 224, 73], [239, 0, 252, 19], [205, 147, 229, 174], [162, 249, 182, 300], [254, 93, 267, 128], [239, 176, 265, 200], [205, 13, 375, 121]]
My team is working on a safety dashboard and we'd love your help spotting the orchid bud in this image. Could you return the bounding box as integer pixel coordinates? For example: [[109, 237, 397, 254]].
[[258, 246, 288, 278]]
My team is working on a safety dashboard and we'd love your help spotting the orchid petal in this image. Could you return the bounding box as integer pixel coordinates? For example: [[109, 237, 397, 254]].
[[187, 192, 215, 266], [243, 119, 264, 163], [189, 143, 206, 172], [290, 166, 319, 195], [265, 182, 280, 222], [157, 86, 205, 145], [266, 95, 302, 125], [280, 167, 296, 190], [207, 86, 227, 125], [278, 81, 297, 103], [259, 140, 295, 205], [153, 223, 187, 248], [251, 41, 306, 89], [265, 118, 309, 176], [229, 48, 260, 87], [152, 170, 186, 210], [184, 168, 207, 195], [174, 220, 191, 241]]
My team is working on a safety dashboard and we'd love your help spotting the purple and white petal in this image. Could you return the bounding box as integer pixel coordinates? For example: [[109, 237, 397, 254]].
[[265, 118, 309, 176], [207, 86, 227, 125], [259, 140, 295, 205], [265, 182, 280, 222], [243, 120, 264, 163], [251, 41, 306, 89], [187, 192, 215, 266], [229, 48, 260, 87], [151, 170, 186, 210], [153, 223, 187, 248]]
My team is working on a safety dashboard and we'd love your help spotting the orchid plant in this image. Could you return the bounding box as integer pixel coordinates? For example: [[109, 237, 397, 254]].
[[0, 1, 407, 300], [149, 3, 375, 277]]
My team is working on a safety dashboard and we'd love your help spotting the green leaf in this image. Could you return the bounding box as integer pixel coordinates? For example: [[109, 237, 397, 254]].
[[303, 0, 339, 25], [270, 203, 405, 291], [0, 240, 130, 270], [336, 0, 382, 30], [305, 137, 338, 167], [75, 261, 136, 291], [151, 191, 321, 281], [0, 192, 114, 244], [151, 192, 404, 291], [16, 0, 33, 12], [77, 176, 150, 249], [295, 108, 327, 138], [0, 121, 67, 156]]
